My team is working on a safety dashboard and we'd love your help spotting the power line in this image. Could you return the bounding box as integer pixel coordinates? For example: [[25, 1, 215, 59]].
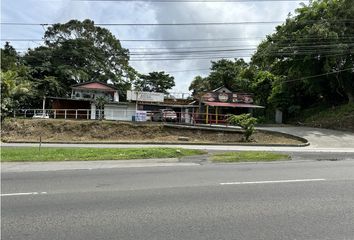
[[166, 68, 210, 73], [129, 48, 256, 55], [0, 37, 263, 42], [284, 68, 354, 83], [2, 19, 354, 26], [128, 43, 354, 54], [2, 37, 354, 43], [73, 0, 307, 2], [0, 21, 283, 26], [128, 51, 353, 60]]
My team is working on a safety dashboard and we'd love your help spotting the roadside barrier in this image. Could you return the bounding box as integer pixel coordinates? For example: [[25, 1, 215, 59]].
[[13, 108, 243, 127]]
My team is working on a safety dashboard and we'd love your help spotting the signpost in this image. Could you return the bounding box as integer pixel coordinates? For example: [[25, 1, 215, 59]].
[[135, 111, 147, 122]]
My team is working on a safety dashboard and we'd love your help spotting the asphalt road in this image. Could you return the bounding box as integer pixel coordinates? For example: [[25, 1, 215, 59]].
[[2, 160, 354, 240]]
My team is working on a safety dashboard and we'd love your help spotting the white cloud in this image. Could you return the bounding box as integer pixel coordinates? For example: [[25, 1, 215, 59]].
[[1, 0, 302, 92]]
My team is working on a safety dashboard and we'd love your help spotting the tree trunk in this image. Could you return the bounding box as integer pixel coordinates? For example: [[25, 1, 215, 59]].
[[347, 91, 354, 104]]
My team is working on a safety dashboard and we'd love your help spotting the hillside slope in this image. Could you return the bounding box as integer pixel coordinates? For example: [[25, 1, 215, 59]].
[[291, 104, 354, 132], [1, 119, 302, 145]]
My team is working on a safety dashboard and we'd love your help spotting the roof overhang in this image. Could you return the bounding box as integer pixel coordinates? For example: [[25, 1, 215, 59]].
[[139, 102, 199, 108], [204, 101, 264, 108]]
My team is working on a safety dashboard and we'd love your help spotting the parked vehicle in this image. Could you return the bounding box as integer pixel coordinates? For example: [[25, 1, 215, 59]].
[[152, 109, 177, 122]]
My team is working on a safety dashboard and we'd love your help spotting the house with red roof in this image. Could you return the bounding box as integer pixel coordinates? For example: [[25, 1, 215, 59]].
[[50, 81, 136, 120]]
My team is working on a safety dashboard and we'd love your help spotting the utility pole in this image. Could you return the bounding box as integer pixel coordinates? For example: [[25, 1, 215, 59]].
[[135, 90, 139, 111], [42, 96, 46, 118]]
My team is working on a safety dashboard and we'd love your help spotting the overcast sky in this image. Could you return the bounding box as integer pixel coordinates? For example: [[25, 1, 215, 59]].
[[1, 0, 308, 94]]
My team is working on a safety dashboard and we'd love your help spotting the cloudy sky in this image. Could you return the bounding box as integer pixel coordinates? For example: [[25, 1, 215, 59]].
[[1, 0, 308, 94]]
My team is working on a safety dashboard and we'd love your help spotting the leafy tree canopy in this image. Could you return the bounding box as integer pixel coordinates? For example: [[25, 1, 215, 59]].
[[207, 59, 252, 92], [189, 76, 210, 98], [1, 42, 19, 72], [23, 19, 137, 100], [188, 58, 254, 98], [1, 70, 33, 118], [134, 71, 175, 94], [252, 0, 354, 108]]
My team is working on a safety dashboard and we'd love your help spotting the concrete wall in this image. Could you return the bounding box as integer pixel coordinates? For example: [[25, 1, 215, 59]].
[[104, 103, 136, 121]]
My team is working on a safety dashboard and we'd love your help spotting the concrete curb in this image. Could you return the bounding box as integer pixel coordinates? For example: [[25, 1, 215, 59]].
[[3, 140, 310, 147]]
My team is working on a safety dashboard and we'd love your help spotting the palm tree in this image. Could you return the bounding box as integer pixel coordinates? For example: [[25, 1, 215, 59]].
[[95, 96, 107, 120], [1, 70, 32, 119]]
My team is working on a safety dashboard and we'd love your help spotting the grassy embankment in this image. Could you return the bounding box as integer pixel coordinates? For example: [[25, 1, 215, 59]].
[[1, 147, 206, 162], [212, 152, 290, 163], [1, 118, 303, 145], [290, 103, 354, 131]]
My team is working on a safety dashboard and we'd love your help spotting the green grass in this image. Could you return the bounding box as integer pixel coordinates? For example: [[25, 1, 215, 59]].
[[212, 151, 290, 163], [302, 103, 354, 120], [0, 147, 206, 162], [290, 103, 354, 131]]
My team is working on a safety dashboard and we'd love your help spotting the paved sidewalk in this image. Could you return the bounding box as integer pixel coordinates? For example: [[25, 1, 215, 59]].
[[258, 126, 354, 148]]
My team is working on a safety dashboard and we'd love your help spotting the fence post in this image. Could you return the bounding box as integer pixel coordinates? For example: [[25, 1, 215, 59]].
[[24, 110, 27, 118], [64, 110, 67, 119], [75, 110, 78, 119], [87, 110, 89, 119], [54, 110, 56, 119]]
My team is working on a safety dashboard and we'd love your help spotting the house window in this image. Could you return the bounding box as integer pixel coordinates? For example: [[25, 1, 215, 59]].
[[83, 93, 91, 99]]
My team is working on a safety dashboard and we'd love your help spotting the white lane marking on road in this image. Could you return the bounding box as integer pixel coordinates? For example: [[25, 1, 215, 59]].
[[220, 179, 326, 185], [1, 192, 48, 197]]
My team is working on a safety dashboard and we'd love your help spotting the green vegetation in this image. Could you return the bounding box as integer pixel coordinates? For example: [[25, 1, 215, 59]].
[[1, 147, 205, 162], [227, 114, 257, 141], [212, 151, 290, 163], [188, 0, 353, 122], [0, 20, 175, 117], [134, 71, 175, 94], [292, 103, 354, 131], [2, 0, 353, 128], [252, 0, 354, 112]]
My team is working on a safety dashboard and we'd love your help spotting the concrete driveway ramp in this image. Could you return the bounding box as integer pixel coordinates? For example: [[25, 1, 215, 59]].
[[258, 126, 354, 148]]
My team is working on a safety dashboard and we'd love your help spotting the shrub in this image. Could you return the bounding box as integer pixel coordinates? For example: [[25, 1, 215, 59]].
[[227, 113, 257, 141]]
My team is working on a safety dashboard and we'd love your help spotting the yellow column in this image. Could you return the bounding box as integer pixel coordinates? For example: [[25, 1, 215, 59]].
[[215, 106, 218, 124], [206, 105, 209, 123]]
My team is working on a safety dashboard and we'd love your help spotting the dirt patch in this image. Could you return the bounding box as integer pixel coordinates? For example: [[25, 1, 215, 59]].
[[1, 118, 304, 145]]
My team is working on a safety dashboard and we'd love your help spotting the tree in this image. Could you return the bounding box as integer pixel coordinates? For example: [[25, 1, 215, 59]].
[[227, 114, 258, 141], [95, 96, 108, 120], [1, 70, 32, 118], [188, 59, 254, 98], [1, 42, 19, 71], [251, 71, 278, 107], [189, 75, 210, 98], [252, 0, 354, 107], [1, 43, 34, 117], [134, 71, 175, 93], [207, 59, 252, 92], [23, 19, 137, 101]]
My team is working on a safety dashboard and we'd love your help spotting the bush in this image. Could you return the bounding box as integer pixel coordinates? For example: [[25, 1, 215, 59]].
[[227, 114, 257, 141]]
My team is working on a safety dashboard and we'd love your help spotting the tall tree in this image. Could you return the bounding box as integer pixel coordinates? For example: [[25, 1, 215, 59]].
[[23, 19, 137, 100], [188, 59, 253, 97], [207, 59, 252, 92], [189, 76, 210, 97], [1, 43, 34, 116], [252, 0, 354, 107], [134, 71, 175, 93], [1, 42, 19, 71], [1, 70, 32, 118]]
